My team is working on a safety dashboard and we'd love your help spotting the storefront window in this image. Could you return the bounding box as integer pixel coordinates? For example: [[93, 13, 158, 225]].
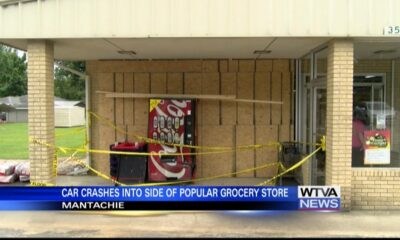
[[352, 60, 400, 168]]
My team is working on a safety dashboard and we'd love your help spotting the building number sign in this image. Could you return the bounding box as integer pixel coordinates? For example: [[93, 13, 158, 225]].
[[383, 26, 400, 35]]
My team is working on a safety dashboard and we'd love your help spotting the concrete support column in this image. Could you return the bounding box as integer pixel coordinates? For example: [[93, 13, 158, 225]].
[[326, 39, 354, 210], [27, 40, 55, 185]]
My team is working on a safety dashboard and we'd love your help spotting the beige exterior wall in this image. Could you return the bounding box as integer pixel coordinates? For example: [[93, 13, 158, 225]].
[[325, 39, 354, 210], [27, 40, 55, 185], [1, 0, 400, 38], [86, 59, 294, 179], [352, 169, 400, 210]]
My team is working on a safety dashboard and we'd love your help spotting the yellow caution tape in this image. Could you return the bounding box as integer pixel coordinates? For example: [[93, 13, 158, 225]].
[[89, 111, 282, 151], [257, 146, 322, 186], [30, 136, 277, 157]]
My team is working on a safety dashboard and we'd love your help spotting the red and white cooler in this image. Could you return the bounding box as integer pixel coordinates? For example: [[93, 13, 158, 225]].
[[147, 99, 196, 182]]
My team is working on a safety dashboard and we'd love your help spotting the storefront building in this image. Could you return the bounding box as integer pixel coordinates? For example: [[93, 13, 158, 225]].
[[0, 0, 399, 210]]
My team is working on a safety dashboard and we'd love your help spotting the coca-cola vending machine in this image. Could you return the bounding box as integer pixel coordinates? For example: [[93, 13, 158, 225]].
[[147, 99, 196, 182]]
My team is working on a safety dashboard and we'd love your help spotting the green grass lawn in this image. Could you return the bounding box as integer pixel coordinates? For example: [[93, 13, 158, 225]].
[[0, 123, 86, 159]]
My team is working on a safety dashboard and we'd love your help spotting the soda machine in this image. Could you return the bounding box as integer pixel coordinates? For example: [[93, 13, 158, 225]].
[[147, 99, 196, 182]]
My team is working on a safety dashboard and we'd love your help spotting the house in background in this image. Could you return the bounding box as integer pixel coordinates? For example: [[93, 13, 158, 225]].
[[0, 95, 85, 127]]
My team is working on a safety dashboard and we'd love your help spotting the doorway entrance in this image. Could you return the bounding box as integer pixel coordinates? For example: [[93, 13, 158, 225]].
[[301, 74, 385, 185]]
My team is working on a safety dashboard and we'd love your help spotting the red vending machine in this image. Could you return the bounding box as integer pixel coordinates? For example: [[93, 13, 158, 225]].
[[147, 99, 196, 182]]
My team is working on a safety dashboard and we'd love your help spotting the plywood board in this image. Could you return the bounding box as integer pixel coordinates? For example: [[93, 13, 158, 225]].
[[256, 59, 273, 72], [194, 125, 203, 178], [228, 60, 238, 72], [237, 72, 254, 125], [202, 60, 219, 72], [239, 60, 255, 72], [255, 125, 279, 177], [166, 60, 202, 72], [127, 124, 148, 142], [134, 73, 150, 125], [221, 73, 237, 125], [123, 73, 134, 126], [147, 61, 168, 73], [167, 73, 183, 94], [201, 126, 235, 178], [184, 73, 202, 94], [219, 60, 228, 73], [273, 59, 290, 72], [255, 72, 271, 125], [235, 125, 255, 177], [184, 73, 202, 126], [282, 72, 291, 125], [271, 72, 282, 125], [202, 73, 220, 125], [93, 73, 115, 176], [279, 125, 291, 142], [150, 73, 167, 94], [115, 73, 124, 129]]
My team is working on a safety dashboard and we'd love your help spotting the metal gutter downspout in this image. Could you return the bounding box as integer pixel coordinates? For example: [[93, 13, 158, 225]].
[[55, 63, 91, 168]]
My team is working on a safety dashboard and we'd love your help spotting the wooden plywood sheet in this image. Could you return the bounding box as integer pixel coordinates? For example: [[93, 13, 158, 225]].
[[273, 59, 290, 72], [271, 72, 282, 125], [228, 60, 238, 72], [239, 60, 255, 72], [167, 73, 183, 94], [237, 72, 254, 125], [235, 125, 255, 177], [202, 60, 219, 72], [219, 60, 228, 72], [134, 73, 150, 125], [221, 73, 237, 125], [150, 73, 167, 94], [201, 126, 235, 178], [115, 73, 124, 128], [123, 73, 134, 126], [127, 124, 148, 142], [279, 125, 291, 142], [93, 73, 115, 176], [256, 59, 273, 72], [147, 61, 168, 73], [255, 125, 279, 177], [184, 73, 202, 94], [167, 60, 202, 73], [184, 73, 202, 126], [255, 72, 271, 125], [202, 73, 220, 125], [282, 72, 291, 125]]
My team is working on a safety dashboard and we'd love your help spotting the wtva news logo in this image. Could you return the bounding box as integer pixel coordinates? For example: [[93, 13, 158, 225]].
[[298, 186, 341, 211]]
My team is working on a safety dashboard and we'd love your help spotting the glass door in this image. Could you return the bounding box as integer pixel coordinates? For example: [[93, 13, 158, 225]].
[[312, 87, 326, 185]]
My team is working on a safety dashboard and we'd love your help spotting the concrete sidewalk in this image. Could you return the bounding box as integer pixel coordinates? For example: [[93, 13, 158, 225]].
[[0, 210, 399, 238]]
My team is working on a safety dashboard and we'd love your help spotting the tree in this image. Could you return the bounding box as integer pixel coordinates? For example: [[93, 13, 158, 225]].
[[54, 61, 85, 101], [0, 45, 27, 97]]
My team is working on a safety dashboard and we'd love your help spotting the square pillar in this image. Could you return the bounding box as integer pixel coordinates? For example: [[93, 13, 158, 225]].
[[27, 40, 55, 185], [326, 39, 353, 210]]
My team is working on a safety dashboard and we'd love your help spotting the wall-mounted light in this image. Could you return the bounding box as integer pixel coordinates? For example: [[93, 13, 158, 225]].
[[253, 50, 272, 55], [117, 50, 137, 56], [373, 49, 396, 55]]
